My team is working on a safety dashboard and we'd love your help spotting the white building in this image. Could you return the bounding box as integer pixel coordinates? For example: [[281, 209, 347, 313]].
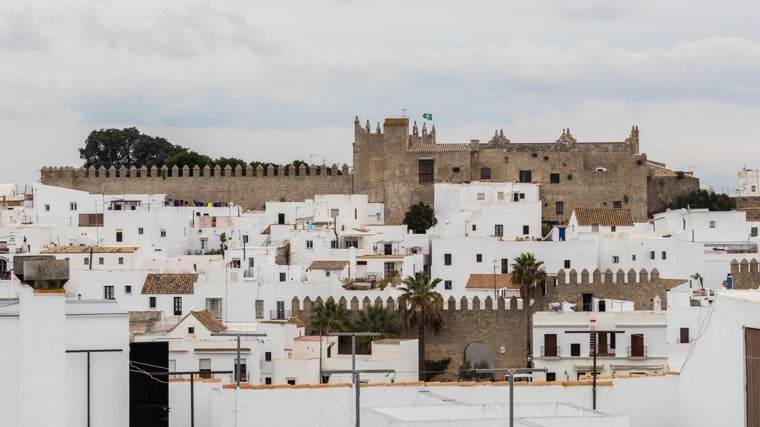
[[735, 167, 760, 196]]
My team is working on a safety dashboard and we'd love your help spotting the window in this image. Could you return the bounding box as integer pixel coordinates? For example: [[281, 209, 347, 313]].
[[662, 251, 667, 260], [452, 167, 460, 173], [265, 352, 272, 362], [344, 239, 358, 248], [477, 192, 485, 200], [556, 201, 564, 215], [330, 240, 338, 249], [518, 170, 532, 183], [116, 230, 123, 242], [613, 200, 622, 209], [199, 358, 211, 379], [612, 255, 619, 264], [306, 240, 313, 249], [138, 227, 144, 235], [279, 272, 286, 282], [444, 254, 452, 265], [472, 224, 477, 231], [243, 234, 249, 244], [418, 159, 434, 183], [206, 298, 222, 319], [630, 334, 645, 357], [680, 327, 690, 344], [564, 260, 571, 269], [98, 257, 104, 265], [543, 334, 557, 357], [546, 372, 556, 382], [650, 251, 655, 260], [522, 225, 530, 235], [70, 202, 77, 211], [550, 173, 560, 184], [255, 300, 264, 319], [103, 285, 114, 300], [632, 254, 637, 261], [235, 358, 247, 382], [44, 204, 50, 211], [149, 296, 156, 308], [480, 167, 491, 180], [125, 285, 132, 294], [84, 257, 89, 265], [173, 297, 182, 316], [611, 226, 617, 232], [709, 221, 716, 228], [160, 229, 166, 237], [591, 224, 599, 232], [188, 327, 195, 334], [330, 209, 339, 218], [444, 280, 452, 290], [287, 379, 296, 385], [118, 257, 124, 265], [501, 258, 509, 274], [476, 254, 482, 262], [384, 262, 395, 279], [265, 377, 272, 385], [571, 343, 581, 357], [752, 227, 758, 237], [494, 224, 503, 237]]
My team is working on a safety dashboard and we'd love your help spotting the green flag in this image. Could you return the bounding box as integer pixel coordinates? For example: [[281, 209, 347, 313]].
[[422, 113, 432, 120]]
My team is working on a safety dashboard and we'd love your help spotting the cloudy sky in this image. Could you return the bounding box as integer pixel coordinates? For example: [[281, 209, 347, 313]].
[[2, 0, 759, 192]]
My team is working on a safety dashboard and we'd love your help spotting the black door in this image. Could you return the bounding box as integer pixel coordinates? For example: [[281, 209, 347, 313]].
[[130, 342, 169, 427]]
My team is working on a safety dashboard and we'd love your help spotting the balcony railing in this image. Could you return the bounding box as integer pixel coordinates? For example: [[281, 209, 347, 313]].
[[627, 346, 647, 357], [540, 346, 561, 357], [269, 310, 291, 320]]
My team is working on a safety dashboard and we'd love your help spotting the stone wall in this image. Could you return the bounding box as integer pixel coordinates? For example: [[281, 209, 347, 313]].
[[735, 196, 760, 221], [41, 164, 353, 211], [289, 267, 681, 379], [647, 171, 700, 217], [730, 258, 760, 289]]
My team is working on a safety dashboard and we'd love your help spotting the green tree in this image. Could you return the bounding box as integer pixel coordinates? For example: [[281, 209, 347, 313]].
[[399, 271, 443, 380], [309, 297, 352, 334], [79, 127, 186, 169], [215, 157, 248, 175], [165, 151, 214, 170], [674, 189, 735, 211], [403, 202, 438, 234], [353, 305, 399, 339], [511, 252, 546, 368]]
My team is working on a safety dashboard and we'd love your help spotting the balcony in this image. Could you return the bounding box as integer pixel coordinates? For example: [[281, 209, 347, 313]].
[[627, 346, 647, 358], [540, 346, 561, 357], [269, 309, 291, 320]]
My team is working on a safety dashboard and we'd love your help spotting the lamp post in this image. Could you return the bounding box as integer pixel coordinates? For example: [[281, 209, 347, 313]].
[[328, 332, 381, 427]]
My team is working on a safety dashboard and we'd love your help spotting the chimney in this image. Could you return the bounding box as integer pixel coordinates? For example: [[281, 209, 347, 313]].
[[15, 255, 69, 427]]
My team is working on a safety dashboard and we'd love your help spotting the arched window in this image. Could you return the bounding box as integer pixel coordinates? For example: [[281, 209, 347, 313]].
[[480, 167, 491, 180]]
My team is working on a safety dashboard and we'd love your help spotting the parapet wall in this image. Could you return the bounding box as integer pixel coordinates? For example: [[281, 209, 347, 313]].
[[40, 164, 353, 210], [290, 266, 678, 379], [730, 259, 760, 289]]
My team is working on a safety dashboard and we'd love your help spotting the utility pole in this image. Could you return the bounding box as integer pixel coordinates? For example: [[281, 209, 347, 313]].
[[565, 330, 623, 410], [328, 332, 381, 427], [475, 367, 547, 427]]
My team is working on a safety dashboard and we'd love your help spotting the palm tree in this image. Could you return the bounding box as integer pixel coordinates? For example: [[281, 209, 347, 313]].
[[353, 305, 400, 353], [309, 297, 352, 334], [398, 271, 444, 380], [353, 305, 400, 338], [511, 252, 546, 368]]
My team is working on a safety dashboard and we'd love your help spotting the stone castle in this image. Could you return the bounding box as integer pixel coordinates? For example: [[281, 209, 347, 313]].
[[40, 115, 698, 224]]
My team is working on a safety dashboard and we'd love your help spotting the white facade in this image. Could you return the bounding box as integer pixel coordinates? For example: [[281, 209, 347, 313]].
[[735, 167, 760, 196]]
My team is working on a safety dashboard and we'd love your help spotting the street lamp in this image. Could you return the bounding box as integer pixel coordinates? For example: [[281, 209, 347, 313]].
[[475, 367, 547, 427]]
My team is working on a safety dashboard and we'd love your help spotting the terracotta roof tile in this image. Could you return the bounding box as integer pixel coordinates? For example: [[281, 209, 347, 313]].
[[465, 274, 518, 289], [42, 246, 139, 254], [308, 260, 349, 270], [141, 273, 198, 294], [572, 208, 634, 226]]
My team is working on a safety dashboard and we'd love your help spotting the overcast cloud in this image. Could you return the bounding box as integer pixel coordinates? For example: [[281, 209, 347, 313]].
[[2, 0, 759, 192]]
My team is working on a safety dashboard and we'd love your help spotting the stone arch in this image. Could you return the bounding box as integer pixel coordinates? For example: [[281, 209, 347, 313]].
[[464, 341, 495, 371], [411, 185, 434, 207]]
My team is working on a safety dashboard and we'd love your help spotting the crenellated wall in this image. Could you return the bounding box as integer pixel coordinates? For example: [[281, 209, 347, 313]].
[[40, 163, 353, 210], [289, 267, 682, 379], [730, 258, 760, 289]]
